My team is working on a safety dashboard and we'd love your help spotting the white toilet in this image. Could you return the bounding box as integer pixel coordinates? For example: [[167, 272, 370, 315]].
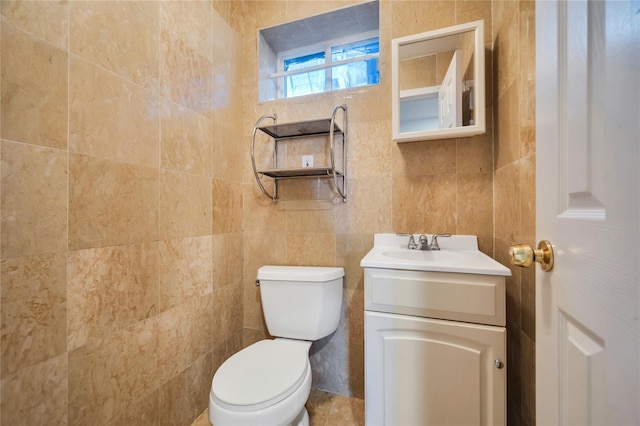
[[208, 265, 344, 426]]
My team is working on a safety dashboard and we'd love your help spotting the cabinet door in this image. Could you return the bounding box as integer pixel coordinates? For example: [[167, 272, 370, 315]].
[[365, 311, 505, 426]]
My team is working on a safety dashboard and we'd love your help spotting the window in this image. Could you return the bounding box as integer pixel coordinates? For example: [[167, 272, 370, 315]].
[[331, 37, 380, 91], [284, 52, 326, 97], [281, 35, 380, 99], [258, 1, 380, 102]]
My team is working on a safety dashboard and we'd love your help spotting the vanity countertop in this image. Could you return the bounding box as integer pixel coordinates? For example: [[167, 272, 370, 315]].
[[360, 233, 511, 276]]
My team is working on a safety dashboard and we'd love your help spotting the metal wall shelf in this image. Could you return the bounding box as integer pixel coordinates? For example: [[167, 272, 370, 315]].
[[251, 104, 348, 202]]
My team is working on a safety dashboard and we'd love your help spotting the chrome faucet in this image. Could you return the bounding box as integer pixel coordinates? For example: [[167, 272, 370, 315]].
[[397, 233, 451, 250], [428, 233, 451, 250], [396, 233, 418, 249]]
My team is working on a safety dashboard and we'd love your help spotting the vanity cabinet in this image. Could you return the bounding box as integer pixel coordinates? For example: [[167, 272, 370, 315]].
[[392, 20, 485, 142], [363, 267, 506, 426], [365, 311, 505, 426]]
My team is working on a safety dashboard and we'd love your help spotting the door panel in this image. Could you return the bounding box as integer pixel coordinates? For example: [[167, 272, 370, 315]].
[[559, 312, 607, 425], [559, 0, 607, 216]]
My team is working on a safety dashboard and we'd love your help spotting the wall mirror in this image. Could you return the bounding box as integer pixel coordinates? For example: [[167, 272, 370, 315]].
[[391, 20, 485, 142]]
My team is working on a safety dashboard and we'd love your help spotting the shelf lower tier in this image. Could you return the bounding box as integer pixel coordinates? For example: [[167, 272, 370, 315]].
[[257, 167, 344, 179]]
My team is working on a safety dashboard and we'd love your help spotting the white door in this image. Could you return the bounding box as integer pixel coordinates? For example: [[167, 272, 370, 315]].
[[536, 0, 639, 424], [439, 50, 462, 129]]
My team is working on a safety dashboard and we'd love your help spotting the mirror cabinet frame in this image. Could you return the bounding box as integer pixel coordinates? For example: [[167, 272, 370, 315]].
[[391, 20, 486, 142]]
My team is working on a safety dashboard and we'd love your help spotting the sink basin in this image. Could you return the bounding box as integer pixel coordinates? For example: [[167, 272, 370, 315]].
[[380, 250, 462, 262], [360, 233, 511, 276]]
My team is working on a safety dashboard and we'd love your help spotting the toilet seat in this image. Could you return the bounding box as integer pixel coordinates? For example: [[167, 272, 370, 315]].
[[211, 339, 311, 412]]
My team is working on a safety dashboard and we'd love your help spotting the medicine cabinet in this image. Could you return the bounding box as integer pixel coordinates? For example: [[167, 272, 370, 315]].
[[392, 20, 485, 142]]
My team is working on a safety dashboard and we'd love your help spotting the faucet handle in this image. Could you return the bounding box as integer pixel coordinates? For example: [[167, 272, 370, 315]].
[[429, 233, 451, 250], [396, 233, 418, 250]]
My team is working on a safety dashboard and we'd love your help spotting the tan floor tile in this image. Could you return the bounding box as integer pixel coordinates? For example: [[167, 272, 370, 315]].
[[326, 394, 365, 426], [306, 388, 338, 426], [191, 410, 211, 426], [192, 390, 364, 426]]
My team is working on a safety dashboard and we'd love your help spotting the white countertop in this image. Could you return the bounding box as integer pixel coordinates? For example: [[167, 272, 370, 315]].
[[360, 233, 512, 276]]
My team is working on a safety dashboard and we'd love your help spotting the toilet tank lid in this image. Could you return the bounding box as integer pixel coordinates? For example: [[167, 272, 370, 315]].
[[258, 265, 344, 282]]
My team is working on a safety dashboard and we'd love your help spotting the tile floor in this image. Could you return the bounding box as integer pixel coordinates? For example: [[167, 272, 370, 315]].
[[192, 389, 365, 426]]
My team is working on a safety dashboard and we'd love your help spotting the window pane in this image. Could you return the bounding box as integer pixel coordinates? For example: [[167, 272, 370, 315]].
[[284, 52, 326, 98], [331, 37, 379, 90]]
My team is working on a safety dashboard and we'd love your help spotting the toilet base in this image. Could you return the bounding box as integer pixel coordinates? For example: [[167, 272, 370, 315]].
[[208, 398, 310, 426], [291, 407, 309, 426]]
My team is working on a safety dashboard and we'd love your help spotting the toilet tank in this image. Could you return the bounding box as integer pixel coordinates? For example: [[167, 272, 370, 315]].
[[257, 266, 344, 341]]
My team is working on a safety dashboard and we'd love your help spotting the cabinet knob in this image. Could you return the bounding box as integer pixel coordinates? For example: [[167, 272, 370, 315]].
[[494, 359, 504, 369]]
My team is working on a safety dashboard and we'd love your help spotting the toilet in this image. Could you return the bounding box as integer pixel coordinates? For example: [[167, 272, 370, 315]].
[[208, 265, 344, 426]]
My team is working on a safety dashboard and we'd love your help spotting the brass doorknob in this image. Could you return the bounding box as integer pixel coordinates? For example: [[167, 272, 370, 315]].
[[509, 240, 554, 272]]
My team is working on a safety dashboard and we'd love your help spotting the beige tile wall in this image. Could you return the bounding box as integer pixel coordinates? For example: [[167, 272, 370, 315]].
[[0, 0, 536, 424], [493, 1, 536, 425], [240, 0, 497, 400], [0, 1, 243, 424]]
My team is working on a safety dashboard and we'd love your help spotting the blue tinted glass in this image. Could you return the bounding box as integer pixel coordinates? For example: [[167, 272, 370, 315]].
[[331, 38, 379, 60], [330, 38, 379, 90], [284, 52, 326, 98]]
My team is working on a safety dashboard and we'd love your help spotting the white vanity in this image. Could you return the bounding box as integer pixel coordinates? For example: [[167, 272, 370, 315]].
[[360, 233, 511, 426]]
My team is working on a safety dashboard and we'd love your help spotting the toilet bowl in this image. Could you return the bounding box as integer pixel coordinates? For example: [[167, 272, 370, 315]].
[[209, 339, 312, 426], [209, 266, 344, 426]]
